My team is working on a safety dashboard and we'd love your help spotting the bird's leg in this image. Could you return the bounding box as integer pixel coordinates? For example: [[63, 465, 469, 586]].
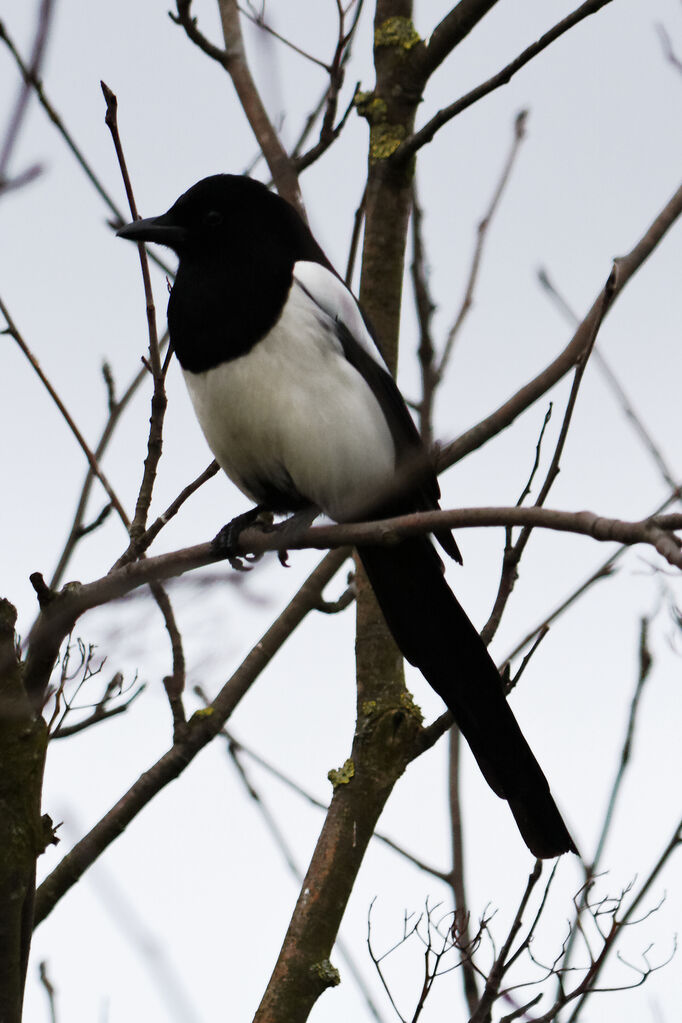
[[273, 506, 319, 566], [212, 504, 273, 566]]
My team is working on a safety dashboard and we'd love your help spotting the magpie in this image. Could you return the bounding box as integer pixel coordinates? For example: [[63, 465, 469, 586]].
[[118, 174, 576, 858]]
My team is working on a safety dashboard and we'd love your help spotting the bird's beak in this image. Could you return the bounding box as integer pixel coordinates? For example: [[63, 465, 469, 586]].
[[116, 213, 187, 249]]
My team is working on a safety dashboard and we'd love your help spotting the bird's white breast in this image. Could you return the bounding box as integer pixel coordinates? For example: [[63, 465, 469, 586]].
[[182, 277, 396, 521]]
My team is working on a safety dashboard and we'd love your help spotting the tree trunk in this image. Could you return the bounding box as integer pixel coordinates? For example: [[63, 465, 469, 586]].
[[0, 599, 48, 1023]]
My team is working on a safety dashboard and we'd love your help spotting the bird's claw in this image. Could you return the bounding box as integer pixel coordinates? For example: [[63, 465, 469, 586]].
[[212, 506, 273, 568]]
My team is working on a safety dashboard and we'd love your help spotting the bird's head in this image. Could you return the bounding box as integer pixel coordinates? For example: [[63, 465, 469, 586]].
[[116, 174, 307, 262]]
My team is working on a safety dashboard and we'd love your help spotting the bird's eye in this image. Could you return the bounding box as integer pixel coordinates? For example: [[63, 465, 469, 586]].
[[204, 210, 223, 227]]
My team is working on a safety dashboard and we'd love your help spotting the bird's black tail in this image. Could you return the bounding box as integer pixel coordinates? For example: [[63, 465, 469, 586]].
[[358, 536, 577, 859]]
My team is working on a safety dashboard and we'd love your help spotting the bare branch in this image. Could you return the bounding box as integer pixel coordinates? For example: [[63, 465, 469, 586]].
[[112, 461, 220, 570], [38, 961, 57, 1023], [51, 350, 165, 587], [442, 177, 682, 469], [537, 266, 679, 493], [151, 583, 187, 740], [415, 0, 502, 81], [33, 549, 348, 926], [21, 504, 682, 702], [504, 482, 682, 664], [193, 695, 449, 881], [657, 22, 682, 75], [237, 4, 332, 70], [0, 0, 55, 195], [52, 676, 145, 740], [560, 619, 655, 991], [469, 861, 544, 1023], [345, 184, 367, 286], [222, 727, 390, 1022], [392, 0, 615, 165], [0, 21, 174, 274], [410, 182, 438, 447], [0, 295, 129, 528], [172, 0, 303, 214], [101, 83, 168, 553], [479, 262, 617, 644], [448, 729, 480, 1014], [438, 109, 528, 379]]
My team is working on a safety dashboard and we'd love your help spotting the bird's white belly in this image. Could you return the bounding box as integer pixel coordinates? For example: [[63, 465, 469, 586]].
[[182, 288, 396, 521]]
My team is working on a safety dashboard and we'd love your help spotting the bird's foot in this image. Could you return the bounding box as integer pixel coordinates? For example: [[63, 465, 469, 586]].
[[212, 505, 273, 570], [273, 507, 318, 566]]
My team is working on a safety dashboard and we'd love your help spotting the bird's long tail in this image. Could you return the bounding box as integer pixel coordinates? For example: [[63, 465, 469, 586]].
[[358, 536, 577, 859]]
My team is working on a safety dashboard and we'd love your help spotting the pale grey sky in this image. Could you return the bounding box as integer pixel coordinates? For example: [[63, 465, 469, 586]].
[[2, 2, 681, 1021]]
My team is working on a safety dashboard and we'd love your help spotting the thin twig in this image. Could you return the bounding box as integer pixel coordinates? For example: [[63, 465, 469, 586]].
[[151, 582, 187, 740], [441, 177, 682, 469], [505, 483, 682, 664], [469, 861, 544, 1023], [33, 550, 349, 925], [51, 336, 170, 589], [172, 0, 304, 214], [0, 294, 129, 527], [112, 461, 220, 570], [564, 818, 682, 1022], [481, 403, 553, 647], [192, 688, 449, 880], [100, 85, 186, 730], [223, 734, 389, 1022], [52, 682, 145, 739], [537, 266, 679, 493], [345, 185, 366, 286], [101, 82, 167, 552], [438, 109, 528, 379], [657, 22, 682, 75], [0, 0, 55, 193], [0, 21, 174, 274], [237, 4, 331, 69], [294, 83, 360, 174], [559, 618, 654, 992], [410, 183, 438, 448], [415, 0, 504, 81], [38, 960, 57, 1023], [391, 0, 615, 165], [448, 729, 480, 1014]]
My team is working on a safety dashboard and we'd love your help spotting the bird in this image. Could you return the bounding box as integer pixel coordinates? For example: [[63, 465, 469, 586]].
[[117, 174, 576, 858]]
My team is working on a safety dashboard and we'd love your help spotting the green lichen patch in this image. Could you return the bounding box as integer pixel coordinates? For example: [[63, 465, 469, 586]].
[[328, 758, 355, 788], [355, 92, 388, 125], [190, 706, 214, 722], [375, 16, 421, 51], [400, 690, 423, 723], [311, 958, 341, 988], [369, 123, 406, 161]]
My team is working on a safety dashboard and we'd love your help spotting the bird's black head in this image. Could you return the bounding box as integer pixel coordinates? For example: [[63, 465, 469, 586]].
[[116, 174, 327, 267], [117, 175, 331, 372]]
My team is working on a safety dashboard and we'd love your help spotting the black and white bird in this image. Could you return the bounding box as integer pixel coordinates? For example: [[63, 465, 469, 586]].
[[118, 174, 576, 859]]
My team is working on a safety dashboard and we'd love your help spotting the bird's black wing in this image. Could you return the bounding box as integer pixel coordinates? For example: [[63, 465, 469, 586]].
[[292, 261, 576, 859]]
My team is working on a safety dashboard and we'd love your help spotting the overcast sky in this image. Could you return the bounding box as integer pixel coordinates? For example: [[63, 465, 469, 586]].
[[2, 1, 682, 1021]]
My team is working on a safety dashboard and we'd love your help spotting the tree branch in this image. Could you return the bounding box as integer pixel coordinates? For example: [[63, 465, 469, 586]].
[[172, 0, 304, 214], [33, 549, 348, 926], [537, 266, 679, 493], [0, 0, 55, 194], [391, 0, 615, 165], [441, 177, 682, 469], [0, 294, 129, 528], [415, 0, 502, 81], [22, 503, 682, 707]]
